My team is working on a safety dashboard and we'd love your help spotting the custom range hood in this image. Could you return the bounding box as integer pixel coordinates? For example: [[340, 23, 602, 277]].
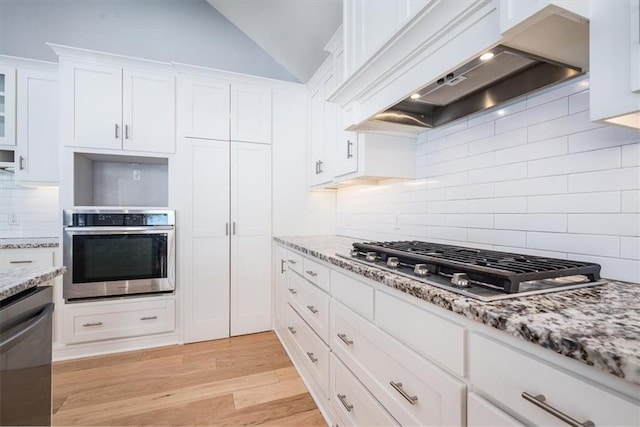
[[372, 45, 584, 129]]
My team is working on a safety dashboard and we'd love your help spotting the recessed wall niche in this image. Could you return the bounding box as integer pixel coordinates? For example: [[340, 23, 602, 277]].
[[74, 153, 168, 207]]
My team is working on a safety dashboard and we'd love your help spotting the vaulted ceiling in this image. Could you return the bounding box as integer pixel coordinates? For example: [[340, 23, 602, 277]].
[[207, 0, 342, 83]]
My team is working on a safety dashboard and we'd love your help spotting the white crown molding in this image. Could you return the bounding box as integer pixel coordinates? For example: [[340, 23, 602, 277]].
[[0, 54, 58, 72]]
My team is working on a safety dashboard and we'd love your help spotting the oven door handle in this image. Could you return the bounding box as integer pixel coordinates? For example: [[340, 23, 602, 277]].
[[0, 303, 54, 354], [64, 226, 174, 233]]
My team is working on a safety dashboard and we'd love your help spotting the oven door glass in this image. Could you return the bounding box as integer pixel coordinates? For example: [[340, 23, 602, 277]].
[[72, 233, 167, 283]]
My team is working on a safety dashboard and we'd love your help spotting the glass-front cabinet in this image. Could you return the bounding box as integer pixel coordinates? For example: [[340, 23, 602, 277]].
[[0, 66, 16, 146]]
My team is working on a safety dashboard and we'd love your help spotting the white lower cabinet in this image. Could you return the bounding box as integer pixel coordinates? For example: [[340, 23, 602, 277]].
[[64, 298, 175, 344], [467, 392, 524, 427], [286, 270, 330, 343], [0, 248, 54, 267], [330, 354, 399, 427]]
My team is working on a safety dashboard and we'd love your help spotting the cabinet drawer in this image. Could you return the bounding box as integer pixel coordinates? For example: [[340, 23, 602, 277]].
[[286, 271, 330, 343], [331, 300, 465, 426], [330, 270, 374, 320], [468, 392, 524, 427], [330, 353, 399, 427], [376, 290, 465, 376], [64, 299, 175, 344], [284, 251, 303, 275], [0, 249, 54, 268], [285, 304, 329, 398], [470, 333, 640, 427], [303, 257, 330, 292]]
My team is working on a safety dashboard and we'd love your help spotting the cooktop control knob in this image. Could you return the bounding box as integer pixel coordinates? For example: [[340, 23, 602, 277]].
[[413, 264, 429, 277], [365, 252, 378, 262], [386, 257, 400, 268], [451, 273, 470, 287]]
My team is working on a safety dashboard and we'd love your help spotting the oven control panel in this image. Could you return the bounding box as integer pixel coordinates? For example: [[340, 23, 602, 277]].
[[65, 211, 174, 227]]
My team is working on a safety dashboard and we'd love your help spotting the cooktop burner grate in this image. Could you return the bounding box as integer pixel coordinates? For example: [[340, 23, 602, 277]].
[[352, 241, 602, 294]]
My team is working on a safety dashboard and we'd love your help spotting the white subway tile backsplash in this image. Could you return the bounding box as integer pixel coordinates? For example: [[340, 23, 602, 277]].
[[446, 183, 494, 200], [495, 214, 567, 233], [465, 152, 496, 171], [427, 199, 468, 214], [0, 174, 58, 238], [528, 147, 620, 177], [468, 162, 527, 184], [494, 136, 568, 165], [468, 128, 527, 156], [426, 225, 468, 242], [468, 197, 527, 213], [445, 122, 494, 148], [425, 172, 468, 188], [568, 254, 640, 283], [446, 213, 493, 229], [622, 143, 640, 167], [568, 213, 640, 236], [568, 90, 590, 114], [527, 232, 620, 257], [568, 167, 640, 193], [622, 190, 640, 212], [495, 175, 567, 197], [496, 98, 567, 135], [426, 143, 468, 165], [528, 110, 605, 142], [528, 191, 621, 213], [425, 120, 468, 141], [621, 237, 640, 260], [568, 126, 640, 154], [526, 77, 589, 109], [468, 228, 526, 247], [467, 98, 527, 128]]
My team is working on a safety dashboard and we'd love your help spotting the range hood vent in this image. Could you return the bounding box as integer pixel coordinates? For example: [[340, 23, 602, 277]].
[[372, 45, 584, 129]]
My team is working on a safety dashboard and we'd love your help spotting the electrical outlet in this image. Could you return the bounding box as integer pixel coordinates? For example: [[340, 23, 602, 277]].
[[8, 213, 19, 225], [133, 169, 141, 181]]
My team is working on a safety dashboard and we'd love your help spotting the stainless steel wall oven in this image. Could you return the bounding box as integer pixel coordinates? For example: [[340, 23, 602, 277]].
[[63, 209, 175, 302]]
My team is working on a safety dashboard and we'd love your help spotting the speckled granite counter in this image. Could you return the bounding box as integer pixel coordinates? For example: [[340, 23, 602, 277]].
[[0, 238, 59, 249], [274, 235, 640, 386], [0, 266, 66, 302]]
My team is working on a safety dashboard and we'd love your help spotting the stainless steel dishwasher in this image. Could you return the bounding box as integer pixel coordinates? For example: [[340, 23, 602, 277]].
[[0, 286, 54, 426]]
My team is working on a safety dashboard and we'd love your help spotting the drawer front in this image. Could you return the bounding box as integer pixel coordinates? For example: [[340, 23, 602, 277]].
[[286, 271, 330, 343], [470, 333, 640, 427], [64, 299, 175, 344], [0, 249, 54, 268], [331, 300, 465, 426], [303, 257, 330, 292], [330, 270, 374, 320], [468, 392, 524, 427], [286, 304, 329, 398], [285, 250, 303, 275], [376, 290, 466, 376], [330, 353, 399, 427]]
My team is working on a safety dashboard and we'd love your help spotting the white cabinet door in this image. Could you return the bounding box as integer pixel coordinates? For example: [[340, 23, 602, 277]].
[[122, 70, 175, 153], [183, 140, 231, 343], [62, 61, 122, 150], [273, 245, 289, 332], [309, 84, 325, 186], [0, 66, 16, 146], [180, 77, 230, 140], [334, 110, 358, 177], [230, 142, 272, 336], [230, 84, 272, 144], [467, 392, 524, 427], [15, 69, 58, 184]]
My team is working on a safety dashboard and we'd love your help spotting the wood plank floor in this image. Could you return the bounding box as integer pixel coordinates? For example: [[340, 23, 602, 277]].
[[52, 331, 326, 426]]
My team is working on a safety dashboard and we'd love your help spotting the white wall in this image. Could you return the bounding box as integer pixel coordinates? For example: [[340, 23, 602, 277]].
[[336, 76, 640, 283], [0, 172, 59, 238], [0, 0, 297, 82]]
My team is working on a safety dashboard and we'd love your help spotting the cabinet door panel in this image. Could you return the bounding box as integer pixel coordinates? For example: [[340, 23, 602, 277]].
[[65, 62, 122, 150], [16, 70, 58, 184], [0, 66, 16, 146], [180, 78, 229, 140], [230, 142, 271, 336], [230, 84, 271, 144], [122, 70, 175, 153], [309, 85, 324, 186]]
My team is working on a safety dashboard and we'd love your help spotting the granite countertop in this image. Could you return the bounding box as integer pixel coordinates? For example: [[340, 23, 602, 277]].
[[0, 238, 59, 249], [274, 235, 640, 386], [0, 266, 66, 302]]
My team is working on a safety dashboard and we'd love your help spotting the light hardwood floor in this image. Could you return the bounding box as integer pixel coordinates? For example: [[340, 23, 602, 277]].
[[52, 331, 326, 426]]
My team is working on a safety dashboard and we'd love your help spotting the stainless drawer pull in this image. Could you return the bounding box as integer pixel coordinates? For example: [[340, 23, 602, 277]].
[[337, 333, 354, 346], [306, 305, 318, 314], [287, 326, 296, 335], [305, 270, 318, 277], [288, 288, 297, 295], [390, 381, 418, 405], [140, 316, 157, 321], [337, 394, 353, 412], [287, 259, 297, 265], [280, 259, 286, 273], [9, 260, 33, 264], [522, 393, 594, 427], [82, 322, 103, 327], [306, 352, 318, 363], [347, 140, 353, 159]]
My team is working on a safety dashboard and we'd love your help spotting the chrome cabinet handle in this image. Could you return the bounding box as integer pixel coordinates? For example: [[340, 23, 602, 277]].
[[390, 381, 418, 405], [225, 222, 229, 236], [125, 124, 130, 139], [280, 259, 286, 273], [337, 333, 353, 346], [232, 222, 236, 235], [288, 288, 297, 295], [287, 326, 296, 335], [522, 393, 594, 427], [19, 156, 25, 170], [115, 123, 119, 138], [83, 322, 103, 327], [140, 316, 157, 321], [306, 305, 318, 314], [315, 160, 320, 174], [347, 140, 353, 158], [318, 160, 323, 173], [306, 352, 318, 363], [305, 270, 318, 277], [9, 260, 33, 264], [337, 394, 353, 412]]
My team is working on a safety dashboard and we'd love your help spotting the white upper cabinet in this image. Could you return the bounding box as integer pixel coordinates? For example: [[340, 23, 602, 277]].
[[180, 77, 230, 140], [15, 68, 59, 185], [230, 84, 272, 144], [309, 66, 335, 187], [0, 66, 16, 147]]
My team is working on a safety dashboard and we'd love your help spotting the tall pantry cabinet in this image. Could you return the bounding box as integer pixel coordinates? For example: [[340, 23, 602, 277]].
[[177, 72, 272, 342]]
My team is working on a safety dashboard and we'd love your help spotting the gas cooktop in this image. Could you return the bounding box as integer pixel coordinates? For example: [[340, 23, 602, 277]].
[[339, 240, 606, 301]]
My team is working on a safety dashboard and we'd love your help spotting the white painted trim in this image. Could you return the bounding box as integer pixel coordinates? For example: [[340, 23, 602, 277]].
[[53, 332, 182, 361], [0, 54, 57, 72], [324, 23, 344, 55]]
